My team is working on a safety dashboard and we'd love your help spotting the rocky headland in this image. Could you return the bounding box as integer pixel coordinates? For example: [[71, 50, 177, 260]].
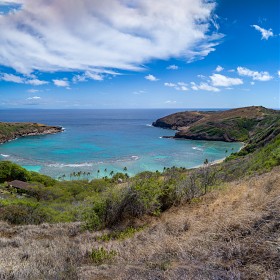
[[0, 122, 63, 144], [153, 106, 280, 151]]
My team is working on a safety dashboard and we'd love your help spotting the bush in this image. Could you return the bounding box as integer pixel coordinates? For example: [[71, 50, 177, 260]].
[[90, 247, 117, 265], [0, 203, 50, 225], [83, 207, 103, 231], [0, 161, 29, 183], [29, 171, 56, 187], [97, 226, 145, 242]]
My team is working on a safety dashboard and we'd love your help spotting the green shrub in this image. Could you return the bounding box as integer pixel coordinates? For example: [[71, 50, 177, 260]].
[[90, 247, 117, 265], [29, 171, 56, 187], [0, 161, 29, 183], [97, 226, 145, 242], [111, 172, 129, 183], [82, 208, 103, 231], [0, 203, 50, 225]]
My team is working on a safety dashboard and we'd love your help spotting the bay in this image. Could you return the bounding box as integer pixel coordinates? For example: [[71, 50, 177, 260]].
[[0, 109, 242, 179]]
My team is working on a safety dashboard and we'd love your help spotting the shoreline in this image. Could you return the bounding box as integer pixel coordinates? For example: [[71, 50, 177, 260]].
[[191, 141, 246, 169]]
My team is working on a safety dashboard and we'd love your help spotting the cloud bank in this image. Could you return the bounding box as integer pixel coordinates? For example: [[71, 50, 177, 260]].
[[0, 0, 220, 74]]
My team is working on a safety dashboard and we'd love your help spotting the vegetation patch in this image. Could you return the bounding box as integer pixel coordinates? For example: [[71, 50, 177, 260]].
[[97, 226, 146, 242], [90, 247, 117, 265]]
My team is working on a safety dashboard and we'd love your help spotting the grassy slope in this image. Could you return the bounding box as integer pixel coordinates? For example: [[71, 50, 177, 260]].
[[0, 167, 279, 279]]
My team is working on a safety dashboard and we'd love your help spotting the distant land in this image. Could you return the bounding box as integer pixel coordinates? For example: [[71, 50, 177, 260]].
[[0, 122, 63, 144], [153, 106, 280, 147]]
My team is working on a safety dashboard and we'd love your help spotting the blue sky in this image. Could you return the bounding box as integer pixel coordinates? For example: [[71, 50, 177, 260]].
[[0, 0, 279, 109]]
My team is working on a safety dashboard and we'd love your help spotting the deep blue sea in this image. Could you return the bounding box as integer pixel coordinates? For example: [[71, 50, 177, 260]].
[[0, 109, 242, 179]]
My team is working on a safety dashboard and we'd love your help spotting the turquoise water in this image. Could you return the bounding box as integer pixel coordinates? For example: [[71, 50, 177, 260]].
[[0, 109, 242, 179]]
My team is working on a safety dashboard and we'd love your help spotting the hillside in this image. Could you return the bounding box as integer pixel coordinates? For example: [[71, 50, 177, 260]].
[[153, 106, 280, 147], [0, 106, 280, 279], [0, 122, 63, 144], [0, 167, 279, 279]]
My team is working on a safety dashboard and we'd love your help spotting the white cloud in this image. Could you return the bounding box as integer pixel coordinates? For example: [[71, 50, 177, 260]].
[[0, 0, 221, 74], [27, 89, 40, 93], [84, 71, 103, 81], [185, 33, 223, 63], [72, 74, 87, 83], [0, 73, 24, 83], [27, 96, 41, 100], [26, 79, 48, 86], [165, 100, 177, 104], [278, 71, 280, 78], [177, 82, 188, 86], [211, 14, 220, 30], [251, 25, 274, 40], [53, 79, 69, 87], [133, 90, 146, 95], [191, 82, 220, 92], [215, 65, 223, 72], [210, 74, 243, 87], [0, 1, 20, 4], [73, 69, 119, 83], [145, 74, 158, 82], [0, 73, 48, 85], [164, 82, 176, 87], [164, 81, 188, 91], [237, 67, 273, 81], [167, 65, 179, 70], [251, 82, 255, 85], [176, 85, 188, 91]]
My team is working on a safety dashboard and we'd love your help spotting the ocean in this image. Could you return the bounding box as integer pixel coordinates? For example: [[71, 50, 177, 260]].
[[0, 109, 242, 179]]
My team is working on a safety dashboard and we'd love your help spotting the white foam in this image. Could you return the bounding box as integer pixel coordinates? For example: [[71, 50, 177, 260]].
[[131, 155, 139, 160], [0, 154, 10, 158], [146, 124, 152, 127], [48, 163, 93, 168], [192, 147, 203, 151]]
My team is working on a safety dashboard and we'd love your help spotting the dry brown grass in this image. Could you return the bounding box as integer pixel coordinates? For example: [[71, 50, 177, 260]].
[[1, 167, 279, 279]]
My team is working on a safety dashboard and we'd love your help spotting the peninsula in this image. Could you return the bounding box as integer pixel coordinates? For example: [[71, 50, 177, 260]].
[[153, 106, 280, 151], [0, 122, 63, 144]]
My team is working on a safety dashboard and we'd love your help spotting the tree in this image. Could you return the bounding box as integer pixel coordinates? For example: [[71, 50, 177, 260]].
[[200, 160, 216, 195]]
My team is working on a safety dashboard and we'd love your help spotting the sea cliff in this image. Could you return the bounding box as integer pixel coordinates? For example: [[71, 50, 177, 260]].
[[0, 122, 63, 144]]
